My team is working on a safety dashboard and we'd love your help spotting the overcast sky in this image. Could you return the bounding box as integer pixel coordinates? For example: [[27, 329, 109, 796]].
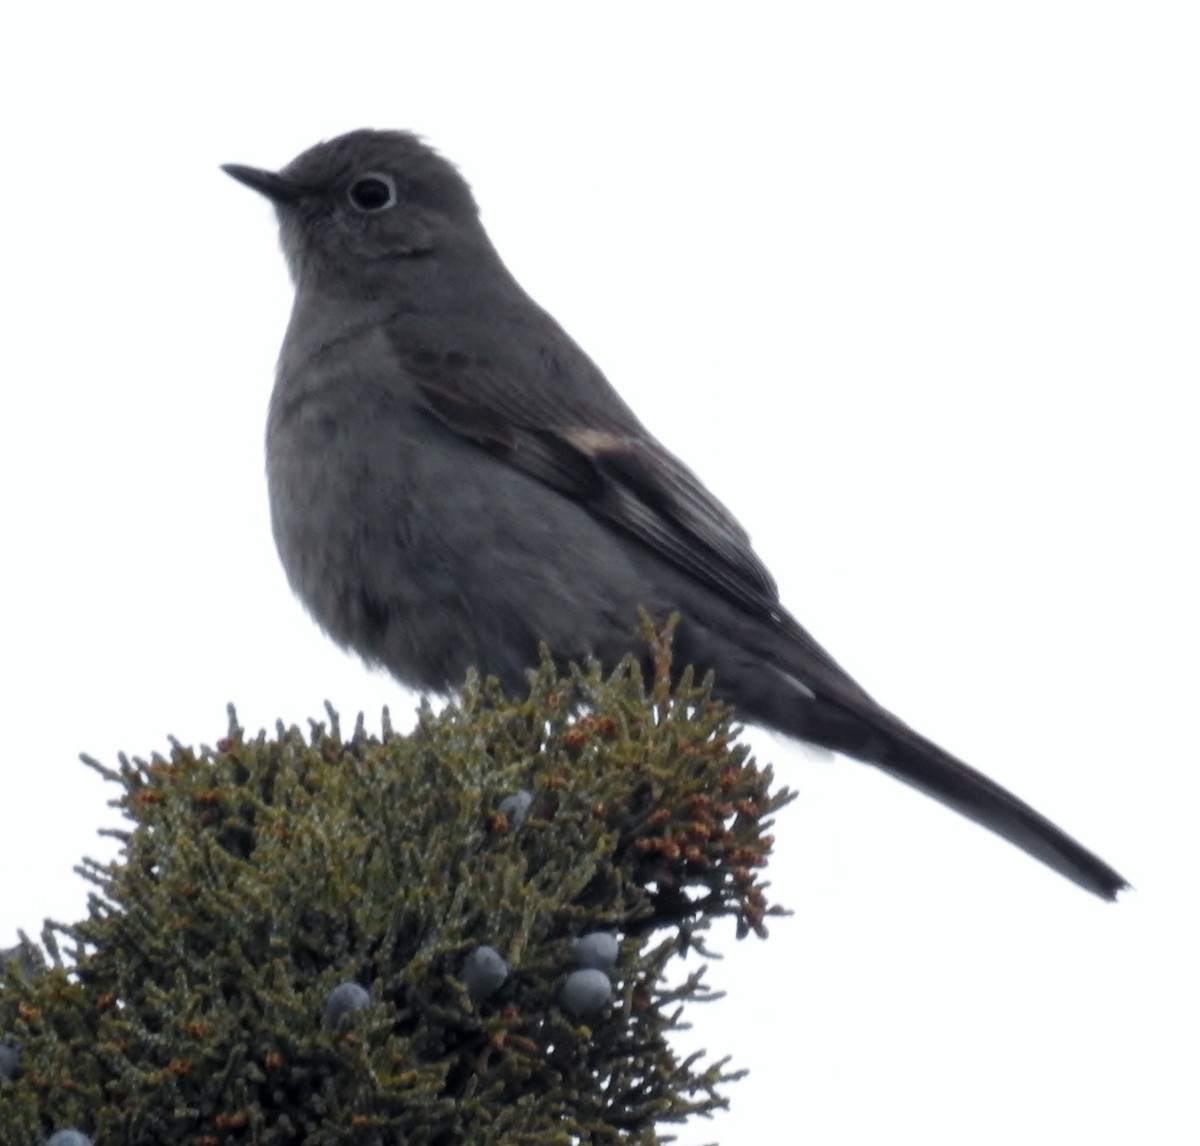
[[3, 4, 1197, 1143]]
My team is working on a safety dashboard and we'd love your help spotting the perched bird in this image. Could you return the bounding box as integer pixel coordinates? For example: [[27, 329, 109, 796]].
[[223, 130, 1126, 899]]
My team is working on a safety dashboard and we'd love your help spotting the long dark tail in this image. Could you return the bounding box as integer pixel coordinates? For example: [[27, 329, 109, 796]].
[[785, 693, 1129, 900], [668, 600, 1128, 899]]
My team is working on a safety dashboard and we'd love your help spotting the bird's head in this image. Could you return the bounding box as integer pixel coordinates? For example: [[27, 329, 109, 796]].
[[223, 129, 484, 290]]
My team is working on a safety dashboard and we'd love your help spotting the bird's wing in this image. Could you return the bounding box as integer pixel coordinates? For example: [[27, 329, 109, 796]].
[[389, 317, 788, 626]]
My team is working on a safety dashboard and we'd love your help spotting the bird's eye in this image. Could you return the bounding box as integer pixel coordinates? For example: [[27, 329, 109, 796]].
[[348, 173, 397, 212]]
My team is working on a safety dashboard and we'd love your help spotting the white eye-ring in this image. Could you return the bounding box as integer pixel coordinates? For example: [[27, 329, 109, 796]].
[[347, 172, 397, 212]]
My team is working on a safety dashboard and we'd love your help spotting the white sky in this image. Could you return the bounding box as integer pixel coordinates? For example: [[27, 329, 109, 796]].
[[3, 4, 1197, 1143]]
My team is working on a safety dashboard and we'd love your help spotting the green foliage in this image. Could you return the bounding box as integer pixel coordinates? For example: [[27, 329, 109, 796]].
[[1, 643, 792, 1145]]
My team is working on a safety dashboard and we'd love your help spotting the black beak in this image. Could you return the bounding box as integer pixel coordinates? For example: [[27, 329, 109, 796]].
[[221, 163, 307, 205]]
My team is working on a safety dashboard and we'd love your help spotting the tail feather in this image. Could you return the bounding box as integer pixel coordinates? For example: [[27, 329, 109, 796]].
[[790, 695, 1129, 899], [670, 608, 1127, 898]]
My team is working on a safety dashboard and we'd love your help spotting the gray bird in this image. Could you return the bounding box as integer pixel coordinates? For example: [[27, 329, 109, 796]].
[[223, 130, 1126, 900]]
